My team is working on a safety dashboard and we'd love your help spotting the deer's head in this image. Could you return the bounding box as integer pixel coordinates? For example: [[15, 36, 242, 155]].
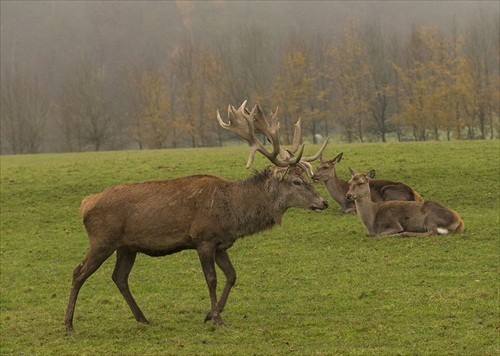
[[346, 168, 376, 201], [312, 152, 344, 182]]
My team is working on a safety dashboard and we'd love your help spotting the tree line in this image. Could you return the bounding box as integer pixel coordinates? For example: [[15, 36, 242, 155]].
[[1, 19, 498, 154]]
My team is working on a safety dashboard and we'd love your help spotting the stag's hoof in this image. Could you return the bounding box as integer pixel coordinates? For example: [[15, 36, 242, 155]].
[[204, 311, 225, 326], [64, 323, 74, 332], [137, 316, 150, 324]]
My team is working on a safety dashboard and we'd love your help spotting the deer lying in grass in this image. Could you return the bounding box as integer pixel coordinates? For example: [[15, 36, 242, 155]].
[[312, 152, 423, 213], [346, 168, 464, 237], [63, 101, 329, 331]]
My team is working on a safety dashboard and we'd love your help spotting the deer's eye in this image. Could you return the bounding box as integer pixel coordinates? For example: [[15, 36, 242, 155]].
[[293, 178, 302, 186]]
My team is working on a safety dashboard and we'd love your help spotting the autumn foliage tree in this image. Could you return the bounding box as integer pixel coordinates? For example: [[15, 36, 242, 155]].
[[326, 24, 371, 143], [134, 68, 171, 149], [273, 31, 317, 144], [393, 26, 476, 141]]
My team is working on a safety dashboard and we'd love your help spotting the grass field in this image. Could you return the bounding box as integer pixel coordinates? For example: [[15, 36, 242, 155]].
[[1, 140, 499, 355]]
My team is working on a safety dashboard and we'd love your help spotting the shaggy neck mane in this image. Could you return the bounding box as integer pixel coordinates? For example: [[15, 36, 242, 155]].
[[241, 167, 272, 186], [225, 167, 283, 238]]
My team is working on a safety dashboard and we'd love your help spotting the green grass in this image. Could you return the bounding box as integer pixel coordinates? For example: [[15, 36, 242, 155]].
[[1, 140, 499, 355]]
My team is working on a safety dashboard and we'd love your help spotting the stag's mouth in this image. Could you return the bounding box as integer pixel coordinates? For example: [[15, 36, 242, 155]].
[[311, 207, 325, 212], [310, 202, 328, 212]]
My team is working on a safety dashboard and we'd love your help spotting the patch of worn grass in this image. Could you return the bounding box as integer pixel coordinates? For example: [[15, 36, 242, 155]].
[[1, 140, 499, 355]]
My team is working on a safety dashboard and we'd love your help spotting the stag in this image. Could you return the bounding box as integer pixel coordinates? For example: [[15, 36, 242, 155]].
[[63, 102, 329, 331], [346, 168, 464, 237], [312, 152, 423, 213]]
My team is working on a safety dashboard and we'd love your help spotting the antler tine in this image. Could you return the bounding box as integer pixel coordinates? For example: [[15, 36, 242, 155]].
[[285, 117, 329, 164], [216, 106, 252, 143], [290, 118, 302, 154], [262, 106, 307, 166], [293, 136, 329, 176], [278, 117, 304, 161], [300, 136, 330, 163], [259, 105, 284, 161]]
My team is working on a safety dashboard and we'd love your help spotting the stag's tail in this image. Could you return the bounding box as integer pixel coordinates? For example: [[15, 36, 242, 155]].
[[80, 194, 102, 218]]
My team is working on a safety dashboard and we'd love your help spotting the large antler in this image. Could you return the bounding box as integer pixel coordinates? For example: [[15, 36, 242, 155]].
[[280, 118, 330, 175], [217, 101, 329, 173]]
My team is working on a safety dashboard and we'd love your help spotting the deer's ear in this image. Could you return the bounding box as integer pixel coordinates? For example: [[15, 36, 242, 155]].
[[367, 169, 376, 179], [332, 152, 343, 164], [348, 167, 356, 176]]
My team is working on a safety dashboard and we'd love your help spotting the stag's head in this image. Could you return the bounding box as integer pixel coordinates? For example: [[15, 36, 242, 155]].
[[312, 152, 344, 182], [217, 101, 329, 212], [264, 165, 328, 212]]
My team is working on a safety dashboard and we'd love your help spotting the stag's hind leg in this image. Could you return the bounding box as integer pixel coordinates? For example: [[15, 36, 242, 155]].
[[112, 246, 149, 324], [64, 245, 116, 331]]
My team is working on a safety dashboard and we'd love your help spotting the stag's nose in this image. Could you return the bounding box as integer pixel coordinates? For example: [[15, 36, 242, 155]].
[[345, 193, 353, 201], [322, 200, 329, 209], [311, 174, 319, 182]]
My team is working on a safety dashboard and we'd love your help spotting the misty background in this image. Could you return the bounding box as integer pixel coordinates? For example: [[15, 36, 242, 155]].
[[1, 1, 499, 154]]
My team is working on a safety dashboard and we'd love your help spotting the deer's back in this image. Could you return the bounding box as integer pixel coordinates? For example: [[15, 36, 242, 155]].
[[369, 179, 421, 202], [374, 200, 426, 231]]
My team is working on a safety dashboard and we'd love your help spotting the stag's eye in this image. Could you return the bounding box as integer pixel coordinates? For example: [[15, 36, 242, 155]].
[[293, 178, 302, 186]]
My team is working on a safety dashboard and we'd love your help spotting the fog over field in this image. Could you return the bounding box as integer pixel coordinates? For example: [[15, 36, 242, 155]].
[[2, 1, 497, 95]]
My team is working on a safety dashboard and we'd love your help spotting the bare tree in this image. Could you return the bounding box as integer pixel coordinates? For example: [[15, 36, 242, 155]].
[[463, 10, 500, 139], [362, 21, 397, 142], [235, 26, 277, 107], [1, 70, 49, 154], [170, 41, 203, 147], [57, 60, 114, 151]]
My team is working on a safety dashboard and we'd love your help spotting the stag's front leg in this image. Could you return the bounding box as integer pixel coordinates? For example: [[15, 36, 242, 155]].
[[197, 243, 224, 326], [204, 249, 236, 322]]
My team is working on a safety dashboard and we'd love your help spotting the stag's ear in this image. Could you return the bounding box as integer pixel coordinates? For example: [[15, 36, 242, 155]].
[[367, 169, 376, 179], [348, 167, 356, 176]]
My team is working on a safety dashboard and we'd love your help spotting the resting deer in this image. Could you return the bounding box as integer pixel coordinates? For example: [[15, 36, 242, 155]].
[[312, 152, 423, 213], [346, 168, 464, 237], [64, 101, 329, 331]]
